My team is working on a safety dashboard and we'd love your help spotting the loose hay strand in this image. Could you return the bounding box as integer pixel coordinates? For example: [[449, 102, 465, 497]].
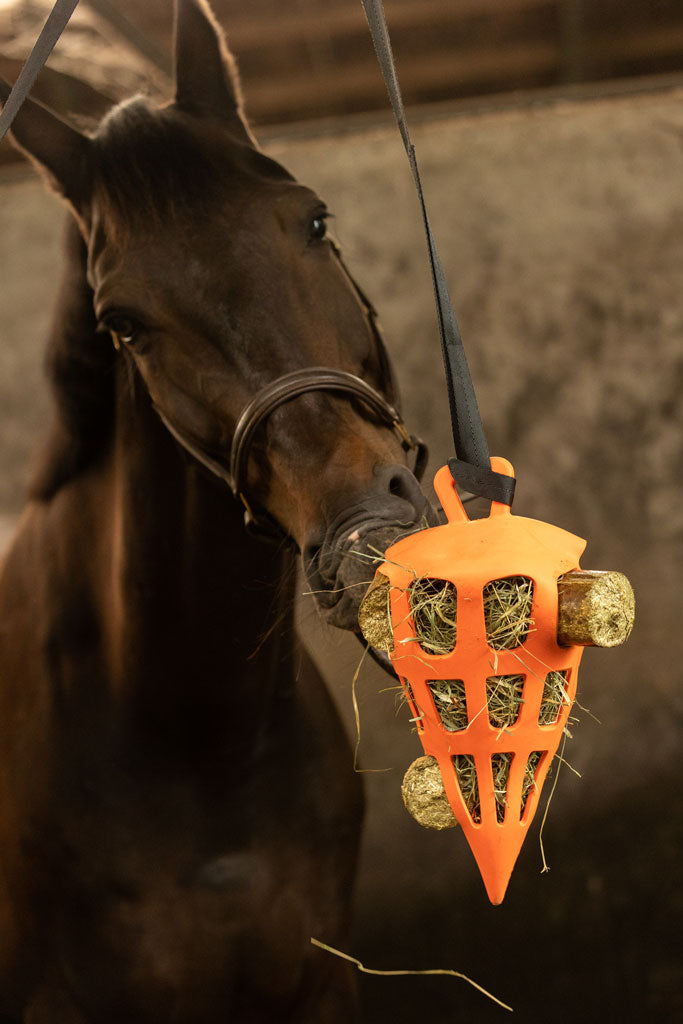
[[310, 938, 514, 1013], [351, 646, 392, 775], [539, 731, 569, 873]]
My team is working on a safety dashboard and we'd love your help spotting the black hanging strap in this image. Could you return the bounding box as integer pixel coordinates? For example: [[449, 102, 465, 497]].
[[447, 458, 516, 506], [0, 0, 80, 142], [361, 0, 515, 506]]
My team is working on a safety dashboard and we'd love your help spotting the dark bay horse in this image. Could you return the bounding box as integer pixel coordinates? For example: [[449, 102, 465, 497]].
[[0, 2, 433, 1019]]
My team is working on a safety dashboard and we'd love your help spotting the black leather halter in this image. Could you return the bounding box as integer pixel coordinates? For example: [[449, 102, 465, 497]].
[[158, 366, 426, 534]]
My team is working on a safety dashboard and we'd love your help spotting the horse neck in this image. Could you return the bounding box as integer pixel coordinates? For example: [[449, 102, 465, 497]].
[[99, 369, 299, 714]]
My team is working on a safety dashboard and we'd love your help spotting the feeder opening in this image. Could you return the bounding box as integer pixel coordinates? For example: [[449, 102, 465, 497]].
[[409, 578, 457, 655], [491, 752, 514, 823], [539, 670, 570, 725], [521, 751, 545, 818], [427, 679, 467, 731], [453, 753, 480, 823], [486, 675, 525, 729], [483, 576, 534, 650]]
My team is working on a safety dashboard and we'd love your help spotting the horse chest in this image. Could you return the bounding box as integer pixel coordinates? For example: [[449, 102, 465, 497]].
[[32, 695, 361, 1021], [53, 849, 310, 1020]]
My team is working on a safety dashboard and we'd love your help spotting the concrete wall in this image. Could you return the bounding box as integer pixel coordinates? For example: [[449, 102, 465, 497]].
[[1, 84, 682, 1020]]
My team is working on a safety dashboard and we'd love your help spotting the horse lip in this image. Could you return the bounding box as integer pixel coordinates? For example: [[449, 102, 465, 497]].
[[304, 515, 425, 627], [303, 479, 437, 628], [307, 517, 395, 595]]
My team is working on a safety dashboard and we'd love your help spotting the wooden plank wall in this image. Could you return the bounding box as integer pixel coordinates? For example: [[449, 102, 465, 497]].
[[2, 0, 683, 130], [212, 0, 683, 124]]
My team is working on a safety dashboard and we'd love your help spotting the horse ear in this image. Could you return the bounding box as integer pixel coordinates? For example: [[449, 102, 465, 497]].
[[0, 79, 92, 209], [173, 0, 255, 144]]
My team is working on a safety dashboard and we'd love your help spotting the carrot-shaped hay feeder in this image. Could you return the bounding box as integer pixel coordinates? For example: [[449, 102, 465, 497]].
[[358, 0, 635, 905], [359, 458, 634, 905]]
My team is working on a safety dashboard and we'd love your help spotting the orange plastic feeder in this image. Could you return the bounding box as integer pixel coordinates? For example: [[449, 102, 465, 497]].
[[379, 457, 586, 904]]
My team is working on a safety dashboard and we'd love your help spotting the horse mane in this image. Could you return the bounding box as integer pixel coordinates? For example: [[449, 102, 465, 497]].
[[29, 215, 116, 501]]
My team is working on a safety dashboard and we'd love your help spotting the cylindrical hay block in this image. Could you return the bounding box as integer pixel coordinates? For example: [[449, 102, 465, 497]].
[[358, 572, 394, 652], [401, 755, 458, 830], [557, 570, 635, 647]]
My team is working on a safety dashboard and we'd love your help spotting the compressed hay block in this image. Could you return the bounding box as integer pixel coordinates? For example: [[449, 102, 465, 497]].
[[401, 755, 457, 830], [357, 571, 394, 652], [557, 569, 635, 647]]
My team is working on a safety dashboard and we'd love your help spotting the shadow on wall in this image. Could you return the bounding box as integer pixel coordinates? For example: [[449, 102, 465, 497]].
[[2, 83, 683, 1022]]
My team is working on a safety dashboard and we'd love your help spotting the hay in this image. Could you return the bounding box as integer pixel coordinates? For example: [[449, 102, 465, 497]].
[[310, 938, 514, 1012], [409, 577, 457, 654], [427, 678, 467, 731], [557, 569, 635, 647], [360, 572, 534, 656], [402, 755, 458, 830], [357, 572, 394, 652], [491, 752, 512, 823], [454, 750, 545, 824], [483, 575, 534, 649], [486, 674, 524, 729], [453, 753, 481, 823], [495, 750, 550, 822], [539, 670, 569, 725], [521, 751, 543, 815]]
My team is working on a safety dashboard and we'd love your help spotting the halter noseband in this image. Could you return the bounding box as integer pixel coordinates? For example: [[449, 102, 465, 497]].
[[157, 366, 427, 539]]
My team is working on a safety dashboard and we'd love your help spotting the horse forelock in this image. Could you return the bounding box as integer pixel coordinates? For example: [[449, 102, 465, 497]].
[[89, 97, 293, 239], [90, 98, 218, 233]]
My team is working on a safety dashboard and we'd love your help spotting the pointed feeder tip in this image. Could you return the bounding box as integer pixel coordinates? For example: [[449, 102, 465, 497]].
[[471, 833, 524, 906], [483, 875, 511, 907]]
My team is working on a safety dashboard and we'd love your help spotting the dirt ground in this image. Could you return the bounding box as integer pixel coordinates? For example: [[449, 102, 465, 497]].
[[1, 82, 682, 1021]]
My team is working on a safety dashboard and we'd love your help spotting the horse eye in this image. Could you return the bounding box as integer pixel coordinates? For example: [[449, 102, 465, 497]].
[[309, 215, 327, 242], [105, 315, 139, 346]]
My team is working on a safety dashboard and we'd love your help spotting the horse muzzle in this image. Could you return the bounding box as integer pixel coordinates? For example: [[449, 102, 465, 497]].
[[303, 464, 437, 632]]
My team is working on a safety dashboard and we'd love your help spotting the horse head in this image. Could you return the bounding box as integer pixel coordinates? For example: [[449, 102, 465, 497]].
[[0, 0, 434, 633]]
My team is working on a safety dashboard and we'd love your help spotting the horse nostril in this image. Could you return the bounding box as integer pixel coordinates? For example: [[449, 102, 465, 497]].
[[389, 474, 404, 498], [375, 464, 436, 525]]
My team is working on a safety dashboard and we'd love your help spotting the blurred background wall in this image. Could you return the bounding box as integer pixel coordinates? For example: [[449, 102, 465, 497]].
[[1, 2, 682, 1021]]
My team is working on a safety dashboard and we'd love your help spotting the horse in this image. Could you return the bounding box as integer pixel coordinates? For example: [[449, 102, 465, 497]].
[[0, 1, 434, 1019]]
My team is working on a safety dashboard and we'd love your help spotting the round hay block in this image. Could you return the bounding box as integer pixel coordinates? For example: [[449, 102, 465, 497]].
[[557, 569, 635, 647], [401, 755, 458, 830], [358, 572, 394, 652]]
